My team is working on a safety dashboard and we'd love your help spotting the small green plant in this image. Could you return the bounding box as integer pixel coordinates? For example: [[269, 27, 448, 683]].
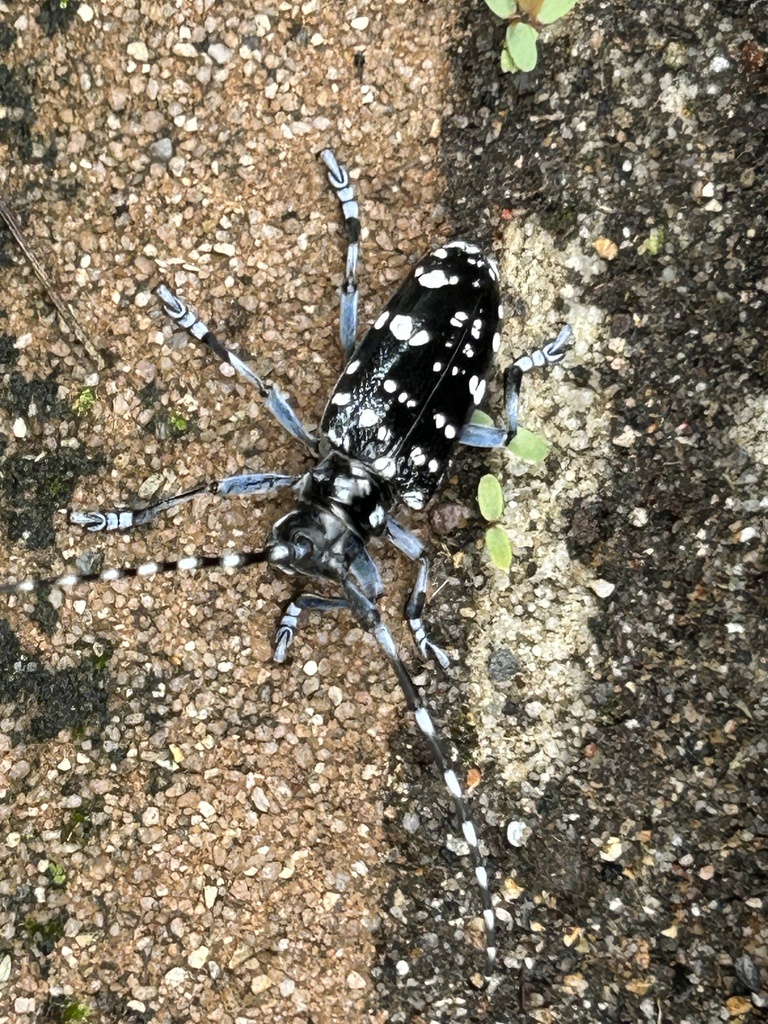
[[47, 862, 68, 889], [638, 226, 665, 256], [168, 410, 189, 436], [484, 0, 579, 74], [61, 1003, 92, 1023], [478, 472, 512, 571], [471, 410, 551, 570], [72, 387, 95, 416]]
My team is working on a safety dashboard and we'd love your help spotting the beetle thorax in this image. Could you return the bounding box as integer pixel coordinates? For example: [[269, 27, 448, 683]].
[[297, 450, 392, 538]]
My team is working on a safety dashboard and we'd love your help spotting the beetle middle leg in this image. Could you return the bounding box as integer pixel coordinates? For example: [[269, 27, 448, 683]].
[[70, 472, 297, 533], [320, 148, 361, 361]]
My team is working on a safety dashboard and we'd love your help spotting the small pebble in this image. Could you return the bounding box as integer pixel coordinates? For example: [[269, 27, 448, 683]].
[[599, 836, 623, 862], [187, 945, 209, 969], [126, 41, 149, 62], [208, 43, 233, 65], [507, 820, 529, 847], [589, 578, 615, 598]]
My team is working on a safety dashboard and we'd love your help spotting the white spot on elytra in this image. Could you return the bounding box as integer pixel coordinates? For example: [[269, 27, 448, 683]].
[[414, 265, 424, 278], [409, 329, 430, 347], [383, 379, 397, 393], [377, 425, 390, 441], [471, 318, 483, 340], [428, 458, 439, 473], [492, 332, 501, 352], [444, 424, 456, 439], [398, 392, 408, 403], [476, 865, 488, 889], [374, 311, 389, 330], [345, 359, 360, 375], [432, 361, 442, 372], [419, 269, 457, 289], [410, 447, 426, 466], [434, 413, 446, 428], [358, 408, 378, 428], [473, 378, 486, 404], [488, 260, 499, 281], [390, 314, 414, 340], [446, 240, 480, 254], [432, 247, 448, 259], [373, 456, 397, 478], [331, 392, 351, 406], [463, 344, 474, 358], [463, 821, 478, 847], [498, 304, 504, 319]]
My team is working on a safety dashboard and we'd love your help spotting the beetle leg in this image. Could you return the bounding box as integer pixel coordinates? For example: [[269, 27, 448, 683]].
[[386, 517, 450, 669], [155, 285, 319, 454], [70, 472, 297, 532], [460, 324, 573, 447], [274, 594, 349, 662], [320, 148, 360, 361]]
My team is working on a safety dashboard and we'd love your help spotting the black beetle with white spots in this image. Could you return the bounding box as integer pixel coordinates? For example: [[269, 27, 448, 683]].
[[1, 150, 571, 973]]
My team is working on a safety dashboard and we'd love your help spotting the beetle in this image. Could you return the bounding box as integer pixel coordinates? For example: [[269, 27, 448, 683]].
[[1, 149, 571, 970]]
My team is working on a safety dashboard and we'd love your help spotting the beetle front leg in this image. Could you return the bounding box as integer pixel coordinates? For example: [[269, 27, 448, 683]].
[[155, 285, 319, 454], [274, 594, 350, 662], [320, 148, 360, 361]]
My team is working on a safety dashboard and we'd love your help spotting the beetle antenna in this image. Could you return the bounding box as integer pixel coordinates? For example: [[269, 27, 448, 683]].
[[0, 549, 268, 598], [344, 581, 497, 972]]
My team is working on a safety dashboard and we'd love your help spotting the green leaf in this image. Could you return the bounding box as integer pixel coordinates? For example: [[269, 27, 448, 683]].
[[478, 473, 504, 522], [486, 526, 513, 571], [469, 409, 494, 427], [505, 22, 539, 73], [638, 225, 665, 256], [484, 0, 517, 17], [537, 0, 579, 24], [507, 427, 550, 462], [500, 46, 517, 73]]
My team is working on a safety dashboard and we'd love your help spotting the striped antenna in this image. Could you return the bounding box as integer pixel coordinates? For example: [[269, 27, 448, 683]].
[[0, 549, 267, 597]]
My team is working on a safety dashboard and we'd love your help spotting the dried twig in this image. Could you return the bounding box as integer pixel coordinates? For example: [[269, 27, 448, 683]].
[[0, 194, 104, 369]]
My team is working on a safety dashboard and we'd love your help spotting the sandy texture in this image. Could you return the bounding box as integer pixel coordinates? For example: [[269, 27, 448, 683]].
[[1, 1, 766, 1023]]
